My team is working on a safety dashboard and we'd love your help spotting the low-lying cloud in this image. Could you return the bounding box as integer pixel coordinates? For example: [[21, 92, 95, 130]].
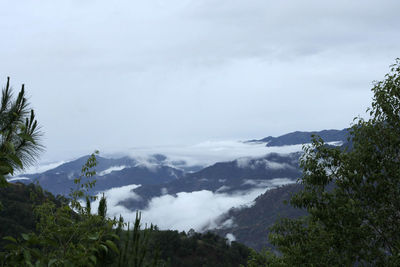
[[90, 184, 141, 217], [225, 233, 236, 245], [118, 140, 304, 168], [90, 183, 283, 232], [98, 165, 127, 176], [7, 177, 30, 182], [242, 178, 295, 188], [236, 157, 295, 170], [23, 141, 304, 178]]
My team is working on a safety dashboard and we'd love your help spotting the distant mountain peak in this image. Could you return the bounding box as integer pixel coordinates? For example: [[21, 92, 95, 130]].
[[246, 128, 348, 147]]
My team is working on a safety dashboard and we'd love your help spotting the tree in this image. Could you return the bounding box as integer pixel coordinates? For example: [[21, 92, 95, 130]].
[[258, 59, 400, 266], [0, 152, 121, 266], [0, 77, 43, 212], [0, 77, 43, 187]]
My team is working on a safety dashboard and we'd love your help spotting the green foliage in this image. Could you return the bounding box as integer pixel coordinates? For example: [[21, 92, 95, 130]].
[[0, 152, 120, 266], [116, 211, 155, 267], [0, 77, 43, 213], [258, 59, 400, 266], [98, 193, 107, 219], [0, 77, 43, 187], [244, 249, 283, 267], [0, 183, 63, 251], [144, 230, 251, 267], [69, 151, 99, 214]]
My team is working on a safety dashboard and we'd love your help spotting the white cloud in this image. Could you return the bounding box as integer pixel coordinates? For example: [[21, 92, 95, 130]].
[[217, 218, 236, 230], [216, 185, 230, 193], [236, 156, 296, 170], [89, 176, 296, 232], [236, 157, 252, 168], [264, 160, 293, 170], [7, 177, 30, 182], [161, 187, 168, 195], [90, 184, 141, 217], [91, 184, 273, 232], [122, 141, 304, 168], [140, 189, 268, 232], [225, 233, 236, 245], [98, 165, 127, 176], [242, 178, 295, 188], [327, 141, 344, 146]]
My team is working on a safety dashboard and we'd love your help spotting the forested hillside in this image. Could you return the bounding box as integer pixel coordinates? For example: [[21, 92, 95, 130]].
[[213, 183, 306, 250], [0, 169, 252, 266], [0, 183, 65, 249]]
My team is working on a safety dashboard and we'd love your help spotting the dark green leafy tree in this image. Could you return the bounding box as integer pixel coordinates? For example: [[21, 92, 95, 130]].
[[255, 60, 400, 266], [0, 152, 120, 266]]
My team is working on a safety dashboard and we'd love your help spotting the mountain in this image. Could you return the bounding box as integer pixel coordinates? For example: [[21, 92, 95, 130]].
[[247, 129, 348, 147], [12, 128, 348, 198], [212, 183, 307, 251], [121, 152, 302, 210], [14, 155, 185, 196], [1, 128, 353, 263]]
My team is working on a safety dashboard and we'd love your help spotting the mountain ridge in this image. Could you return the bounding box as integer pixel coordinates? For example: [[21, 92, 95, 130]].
[[246, 128, 348, 147]]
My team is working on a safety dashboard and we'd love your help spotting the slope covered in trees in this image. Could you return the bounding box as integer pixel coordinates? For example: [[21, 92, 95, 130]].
[[213, 183, 306, 251], [250, 60, 400, 266], [0, 181, 251, 266], [0, 182, 65, 250]]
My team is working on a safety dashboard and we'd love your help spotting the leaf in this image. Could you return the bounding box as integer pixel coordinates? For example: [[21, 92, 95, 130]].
[[23, 250, 31, 262], [109, 233, 120, 240], [8, 153, 23, 168], [105, 240, 119, 254], [21, 233, 30, 241], [48, 259, 57, 266], [100, 244, 108, 253], [18, 133, 36, 144], [0, 175, 8, 187], [89, 255, 97, 264], [4, 243, 18, 250], [4, 141, 15, 153], [0, 164, 13, 175], [3, 236, 17, 243], [88, 233, 99, 241]]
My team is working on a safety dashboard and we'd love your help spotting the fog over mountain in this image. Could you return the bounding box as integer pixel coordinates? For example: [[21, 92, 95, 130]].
[[12, 129, 347, 234]]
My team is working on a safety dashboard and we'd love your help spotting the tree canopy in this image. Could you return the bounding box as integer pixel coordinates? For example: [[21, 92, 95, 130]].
[[254, 59, 400, 266]]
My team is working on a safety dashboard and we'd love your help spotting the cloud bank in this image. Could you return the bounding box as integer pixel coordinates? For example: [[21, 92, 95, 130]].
[[120, 140, 304, 168], [91, 183, 282, 232]]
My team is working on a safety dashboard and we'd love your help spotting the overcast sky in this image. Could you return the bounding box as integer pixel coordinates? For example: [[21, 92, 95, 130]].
[[1, 0, 399, 162]]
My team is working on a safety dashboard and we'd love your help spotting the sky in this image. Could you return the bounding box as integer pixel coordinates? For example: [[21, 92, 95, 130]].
[[1, 0, 400, 162]]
